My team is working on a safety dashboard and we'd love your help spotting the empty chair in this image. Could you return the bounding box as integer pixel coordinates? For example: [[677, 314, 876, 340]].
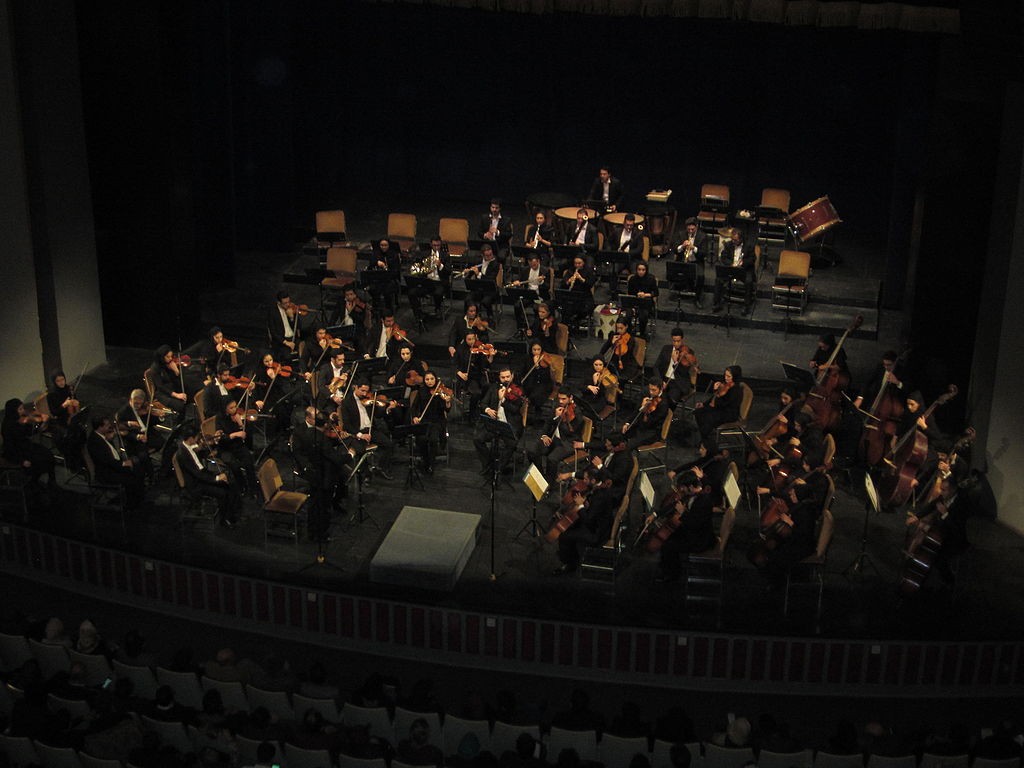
[[704, 743, 755, 768], [32, 742, 83, 768], [293, 693, 341, 723], [78, 752, 125, 768], [47, 693, 94, 720], [234, 734, 264, 768], [285, 743, 334, 768], [155, 667, 204, 709], [438, 218, 470, 255], [760, 749, 815, 768], [490, 722, 540, 758], [112, 659, 159, 699], [548, 727, 599, 763], [867, 757, 916, 768], [442, 715, 491, 757], [651, 740, 701, 768], [140, 715, 195, 756], [600, 734, 650, 768], [814, 752, 866, 768], [387, 213, 418, 252], [247, 685, 295, 721], [341, 702, 393, 741], [0, 734, 40, 768], [28, 639, 71, 680], [393, 707, 443, 748], [0, 632, 33, 671], [68, 649, 113, 687], [919, 755, 969, 768], [201, 676, 249, 713], [315, 209, 347, 243]]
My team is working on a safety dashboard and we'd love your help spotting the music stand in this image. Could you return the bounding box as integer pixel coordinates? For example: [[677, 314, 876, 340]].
[[391, 422, 427, 491], [594, 250, 631, 288], [666, 260, 698, 319], [780, 362, 816, 390], [843, 471, 880, 579], [343, 449, 377, 530], [511, 245, 543, 269], [404, 274, 442, 329], [518, 462, 550, 540], [478, 414, 518, 580], [713, 264, 746, 337], [555, 289, 591, 335], [505, 288, 539, 343], [357, 356, 388, 380], [775, 274, 803, 338], [617, 294, 653, 336]]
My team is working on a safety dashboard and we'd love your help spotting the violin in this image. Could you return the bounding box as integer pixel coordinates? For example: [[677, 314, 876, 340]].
[[613, 331, 632, 359], [708, 379, 733, 407], [522, 353, 552, 383], [222, 375, 252, 390], [323, 334, 354, 351], [220, 339, 251, 353], [346, 295, 367, 313], [361, 394, 391, 408], [267, 362, 293, 378], [471, 342, 498, 355], [468, 317, 491, 332], [171, 354, 201, 368], [287, 303, 312, 317], [327, 374, 349, 394], [405, 369, 424, 387], [389, 324, 415, 346], [559, 397, 577, 423], [500, 383, 524, 403]]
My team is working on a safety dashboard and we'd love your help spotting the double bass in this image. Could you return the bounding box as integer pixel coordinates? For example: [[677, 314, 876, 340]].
[[805, 314, 862, 432]]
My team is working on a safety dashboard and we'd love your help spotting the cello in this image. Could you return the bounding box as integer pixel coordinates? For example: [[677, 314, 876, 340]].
[[805, 314, 862, 432], [545, 478, 592, 543]]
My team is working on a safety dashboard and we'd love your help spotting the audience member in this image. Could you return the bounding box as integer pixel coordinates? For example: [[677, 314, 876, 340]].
[[397, 717, 444, 767], [300, 660, 341, 700]]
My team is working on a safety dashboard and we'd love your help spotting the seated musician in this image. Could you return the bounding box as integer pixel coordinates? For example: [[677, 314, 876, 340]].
[[519, 342, 555, 419], [2, 399, 55, 491], [478, 199, 513, 254], [304, 327, 351, 374], [176, 423, 241, 528], [600, 320, 640, 382], [291, 405, 354, 513], [566, 208, 598, 252], [202, 366, 240, 423], [525, 302, 559, 354], [463, 243, 500, 322], [472, 365, 524, 476], [448, 303, 490, 357], [654, 328, 698, 407], [317, 350, 350, 413], [334, 285, 372, 347], [559, 433, 634, 503], [251, 351, 298, 431], [407, 371, 452, 475], [367, 238, 402, 316], [116, 389, 166, 473], [623, 379, 670, 450], [386, 345, 427, 388], [341, 379, 395, 467], [47, 370, 86, 466], [366, 313, 409, 362], [525, 212, 555, 261], [509, 254, 550, 298], [148, 346, 199, 420], [903, 475, 970, 588], [673, 217, 709, 308], [711, 229, 756, 316], [408, 236, 451, 321], [644, 470, 716, 583], [751, 481, 823, 588], [588, 166, 624, 213], [625, 261, 658, 338], [87, 416, 147, 511], [669, 445, 732, 499], [854, 350, 906, 412], [612, 213, 644, 259], [693, 365, 743, 454], [215, 399, 258, 496], [266, 290, 302, 361], [198, 327, 248, 375], [527, 392, 581, 478], [453, 331, 493, 418], [577, 356, 618, 420], [558, 255, 596, 326], [551, 466, 618, 575]]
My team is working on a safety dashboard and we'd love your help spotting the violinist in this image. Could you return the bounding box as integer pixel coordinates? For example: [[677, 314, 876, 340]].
[[252, 352, 297, 429], [408, 236, 450, 321], [267, 290, 302, 361], [148, 346, 198, 420], [711, 228, 756, 316], [623, 379, 669, 450], [87, 416, 147, 510], [463, 243, 500, 322], [448, 303, 491, 356], [693, 365, 743, 453], [305, 326, 351, 373], [46, 369, 83, 432], [2, 399, 56, 490], [291, 405, 354, 512], [472, 366, 523, 476], [478, 198, 513, 253], [201, 366, 242, 422], [625, 261, 658, 338], [527, 392, 581, 477], [407, 371, 452, 475], [367, 313, 406, 362], [525, 302, 559, 354], [644, 470, 715, 584], [653, 329, 698, 407], [600, 320, 640, 381], [317, 351, 350, 412], [341, 379, 394, 465], [367, 238, 402, 315], [551, 466, 617, 575], [201, 327, 249, 374], [335, 285, 372, 341], [175, 424, 242, 528], [519, 342, 555, 416], [385, 345, 426, 425], [116, 388, 166, 470], [672, 217, 709, 308], [525, 212, 555, 260], [453, 331, 492, 418], [577, 356, 618, 418], [215, 399, 258, 495]]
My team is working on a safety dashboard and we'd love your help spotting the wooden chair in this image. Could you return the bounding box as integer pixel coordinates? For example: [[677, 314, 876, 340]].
[[258, 458, 309, 546], [439, 217, 470, 256], [80, 447, 128, 535], [685, 505, 737, 621], [772, 250, 811, 314], [555, 322, 569, 356], [580, 454, 638, 584], [387, 212, 417, 252], [757, 187, 792, 250], [563, 416, 594, 470], [315, 209, 347, 243], [637, 410, 673, 473], [696, 183, 730, 235], [714, 382, 754, 451], [784, 508, 835, 620]]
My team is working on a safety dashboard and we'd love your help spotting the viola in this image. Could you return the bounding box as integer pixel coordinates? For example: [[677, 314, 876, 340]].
[[502, 383, 524, 403], [644, 395, 662, 414], [327, 374, 349, 393]]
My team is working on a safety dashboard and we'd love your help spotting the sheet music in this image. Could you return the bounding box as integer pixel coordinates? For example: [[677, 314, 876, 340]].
[[523, 463, 549, 502], [639, 472, 656, 511], [724, 471, 741, 510]]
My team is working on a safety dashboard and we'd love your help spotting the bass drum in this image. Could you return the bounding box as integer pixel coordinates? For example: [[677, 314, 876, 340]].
[[789, 196, 841, 243]]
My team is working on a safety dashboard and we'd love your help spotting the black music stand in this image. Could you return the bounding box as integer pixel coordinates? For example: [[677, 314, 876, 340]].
[[555, 289, 592, 336], [843, 471, 880, 579], [404, 275, 442, 330], [594, 250, 631, 289], [356, 356, 388, 381], [666, 260, 699, 319], [505, 287, 539, 343], [781, 362, 816, 390], [343, 449, 377, 530], [617, 294, 653, 337], [478, 414, 518, 581], [391, 422, 427, 491], [713, 265, 747, 337], [464, 277, 500, 322], [552, 244, 589, 272], [511, 245, 544, 269]]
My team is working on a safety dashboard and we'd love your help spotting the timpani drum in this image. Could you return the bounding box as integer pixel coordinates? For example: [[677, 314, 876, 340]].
[[789, 196, 841, 244]]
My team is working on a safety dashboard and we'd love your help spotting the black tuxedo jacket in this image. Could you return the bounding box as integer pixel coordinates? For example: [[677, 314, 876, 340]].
[[566, 222, 598, 250], [267, 305, 301, 349], [478, 214, 513, 245], [611, 226, 644, 256], [675, 231, 710, 263], [480, 382, 524, 437], [717, 241, 756, 271], [588, 177, 624, 209]]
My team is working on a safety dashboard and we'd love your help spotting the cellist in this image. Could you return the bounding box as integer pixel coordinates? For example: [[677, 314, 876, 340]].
[[551, 466, 616, 576], [643, 470, 716, 584]]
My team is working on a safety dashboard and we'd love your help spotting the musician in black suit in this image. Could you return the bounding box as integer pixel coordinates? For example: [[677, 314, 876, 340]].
[[566, 209, 599, 252], [448, 303, 491, 355], [622, 379, 670, 450], [408, 236, 451, 320], [472, 366, 523, 475], [645, 471, 716, 583], [291, 405, 354, 510], [88, 416, 146, 510], [453, 331, 492, 418], [553, 466, 618, 575], [201, 367, 239, 424], [317, 350, 350, 413], [147, 346, 198, 420], [712, 229, 756, 315], [333, 286, 372, 349], [267, 290, 302, 360], [478, 199, 513, 254], [524, 211, 555, 261], [340, 380, 395, 463], [462, 243, 501, 321], [407, 371, 452, 475], [611, 213, 644, 258], [653, 329, 698, 407], [175, 424, 241, 527], [587, 166, 624, 212], [673, 217, 711, 308], [527, 392, 582, 478], [366, 238, 402, 316]]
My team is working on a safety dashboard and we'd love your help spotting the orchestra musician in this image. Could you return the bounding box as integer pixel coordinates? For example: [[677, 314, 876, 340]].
[[267, 290, 302, 360], [623, 379, 670, 450], [903, 475, 970, 589], [525, 302, 559, 354], [201, 366, 241, 422], [525, 211, 555, 259], [510, 254, 551, 299], [2, 399, 56, 490], [551, 466, 617, 575], [653, 328, 698, 407], [334, 285, 372, 349], [673, 217, 710, 308], [341, 379, 395, 466], [448, 303, 491, 356], [527, 392, 581, 478], [408, 236, 451, 321], [561, 433, 634, 502], [478, 199, 513, 254], [175, 423, 242, 528], [148, 346, 198, 420], [304, 326, 352, 374], [711, 229, 756, 316], [367, 238, 402, 316], [587, 166, 624, 213], [116, 388, 166, 472], [366, 312, 409, 362], [625, 261, 658, 338], [87, 416, 147, 511], [611, 213, 644, 258], [198, 326, 248, 375], [644, 470, 716, 584], [854, 350, 907, 411], [291, 405, 354, 512], [751, 471, 825, 588], [251, 351, 298, 430], [566, 208, 598, 252], [463, 243, 501, 322], [577, 356, 618, 417], [810, 334, 849, 380], [46, 370, 87, 467], [693, 365, 744, 453], [317, 350, 350, 413], [453, 331, 493, 419], [559, 254, 596, 326], [472, 365, 523, 476], [215, 399, 258, 496], [600, 320, 640, 381], [407, 371, 452, 475], [519, 342, 555, 417]]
